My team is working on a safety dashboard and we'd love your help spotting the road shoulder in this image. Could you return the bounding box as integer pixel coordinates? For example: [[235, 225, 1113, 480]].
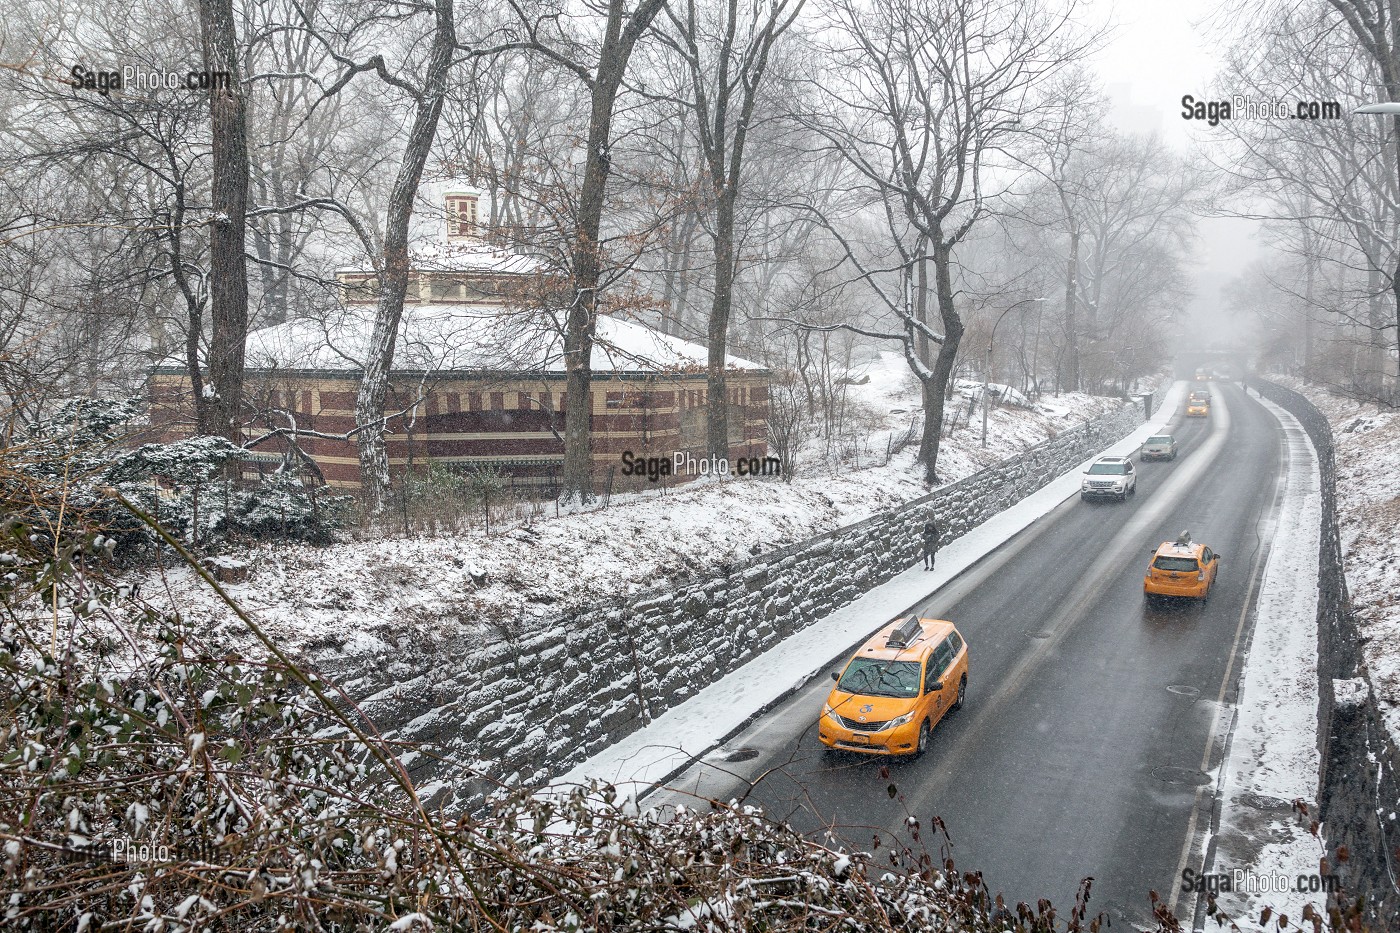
[[1189, 395, 1325, 930]]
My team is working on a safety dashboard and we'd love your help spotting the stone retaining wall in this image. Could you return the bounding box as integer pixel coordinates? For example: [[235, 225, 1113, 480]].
[[1253, 379, 1400, 928], [325, 394, 1159, 812]]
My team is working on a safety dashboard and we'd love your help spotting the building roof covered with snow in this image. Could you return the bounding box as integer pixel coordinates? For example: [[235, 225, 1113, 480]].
[[243, 306, 764, 376]]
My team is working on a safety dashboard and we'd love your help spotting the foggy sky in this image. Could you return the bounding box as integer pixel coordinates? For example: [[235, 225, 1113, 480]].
[[1084, 0, 1266, 344]]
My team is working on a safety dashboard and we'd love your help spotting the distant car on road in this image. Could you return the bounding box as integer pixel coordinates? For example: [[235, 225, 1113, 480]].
[[1144, 531, 1221, 603], [1081, 456, 1137, 501], [1186, 397, 1210, 417], [1194, 368, 1211, 381], [1140, 434, 1179, 461], [820, 616, 968, 757]]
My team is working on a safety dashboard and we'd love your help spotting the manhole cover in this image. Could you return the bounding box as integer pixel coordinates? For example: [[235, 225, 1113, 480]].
[[721, 747, 760, 763], [1153, 766, 1212, 787], [1024, 629, 1053, 639], [1238, 792, 1291, 813], [1166, 685, 1201, 698]]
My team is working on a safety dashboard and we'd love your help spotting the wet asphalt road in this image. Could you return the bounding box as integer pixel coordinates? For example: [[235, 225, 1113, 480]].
[[648, 382, 1288, 929]]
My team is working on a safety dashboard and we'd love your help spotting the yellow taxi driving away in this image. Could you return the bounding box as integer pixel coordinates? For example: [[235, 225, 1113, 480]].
[[1144, 531, 1221, 602], [819, 616, 968, 756]]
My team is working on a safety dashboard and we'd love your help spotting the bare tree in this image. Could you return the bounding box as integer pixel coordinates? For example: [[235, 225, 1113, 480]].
[[509, 0, 671, 502], [802, 0, 1090, 482], [654, 0, 807, 462], [198, 0, 252, 442], [291, 0, 527, 511], [1214, 0, 1400, 398], [1328, 0, 1400, 384]]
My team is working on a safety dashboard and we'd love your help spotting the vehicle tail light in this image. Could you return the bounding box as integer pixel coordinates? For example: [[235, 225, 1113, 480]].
[[1197, 571, 1205, 581]]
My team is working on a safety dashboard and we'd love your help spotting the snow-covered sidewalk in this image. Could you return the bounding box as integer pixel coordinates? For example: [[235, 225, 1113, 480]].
[[555, 381, 1188, 792], [1187, 396, 1325, 931]]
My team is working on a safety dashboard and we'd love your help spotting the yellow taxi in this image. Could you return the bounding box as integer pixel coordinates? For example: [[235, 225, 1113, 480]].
[[1144, 531, 1221, 602], [819, 616, 968, 756], [1186, 397, 1210, 417]]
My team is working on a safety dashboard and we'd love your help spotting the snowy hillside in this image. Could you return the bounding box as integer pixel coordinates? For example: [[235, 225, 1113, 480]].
[[145, 354, 1148, 659], [1291, 383, 1400, 739]]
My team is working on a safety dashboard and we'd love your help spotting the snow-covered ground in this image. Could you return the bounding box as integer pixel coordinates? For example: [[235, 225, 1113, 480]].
[[144, 353, 1142, 658], [1285, 382, 1400, 742], [1198, 396, 1326, 931]]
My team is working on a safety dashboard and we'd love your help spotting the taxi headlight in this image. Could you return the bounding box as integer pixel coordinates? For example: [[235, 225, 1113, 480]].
[[885, 712, 916, 730], [823, 704, 841, 724]]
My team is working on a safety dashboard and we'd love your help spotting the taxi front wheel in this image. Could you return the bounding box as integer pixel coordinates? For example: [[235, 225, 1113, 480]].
[[915, 720, 931, 757]]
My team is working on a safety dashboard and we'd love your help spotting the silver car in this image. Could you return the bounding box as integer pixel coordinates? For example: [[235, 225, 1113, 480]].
[[1080, 456, 1137, 501], [1140, 434, 1178, 462]]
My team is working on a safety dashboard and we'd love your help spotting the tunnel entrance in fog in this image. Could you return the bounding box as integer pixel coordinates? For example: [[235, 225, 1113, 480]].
[[1172, 347, 1253, 380]]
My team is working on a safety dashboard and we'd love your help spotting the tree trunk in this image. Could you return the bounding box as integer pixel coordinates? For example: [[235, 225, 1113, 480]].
[[915, 245, 931, 368], [353, 0, 455, 512], [559, 0, 669, 502], [705, 190, 737, 461], [917, 242, 964, 484], [1064, 220, 1080, 392], [559, 95, 612, 502], [1390, 258, 1400, 390], [1393, 112, 1400, 392], [199, 0, 250, 443], [674, 215, 697, 335], [1303, 231, 1315, 381]]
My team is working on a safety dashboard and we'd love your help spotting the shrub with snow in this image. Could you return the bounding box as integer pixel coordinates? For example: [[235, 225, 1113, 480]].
[[14, 397, 346, 549]]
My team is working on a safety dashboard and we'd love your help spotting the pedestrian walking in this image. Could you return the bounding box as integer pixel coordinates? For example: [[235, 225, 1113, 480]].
[[921, 516, 940, 570]]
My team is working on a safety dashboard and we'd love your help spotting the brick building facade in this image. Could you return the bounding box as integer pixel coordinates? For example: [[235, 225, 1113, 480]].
[[148, 184, 770, 494]]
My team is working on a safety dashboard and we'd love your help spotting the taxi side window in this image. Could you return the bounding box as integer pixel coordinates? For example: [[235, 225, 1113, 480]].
[[1203, 547, 1214, 562], [931, 640, 954, 680], [923, 658, 938, 694], [947, 632, 964, 656]]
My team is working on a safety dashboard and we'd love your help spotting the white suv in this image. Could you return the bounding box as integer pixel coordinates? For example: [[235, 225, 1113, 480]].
[[1081, 456, 1137, 502]]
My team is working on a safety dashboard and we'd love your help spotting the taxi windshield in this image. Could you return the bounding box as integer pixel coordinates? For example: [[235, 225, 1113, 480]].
[[837, 658, 922, 698]]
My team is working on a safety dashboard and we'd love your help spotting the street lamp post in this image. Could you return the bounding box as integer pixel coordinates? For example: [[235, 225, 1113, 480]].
[[982, 297, 1046, 448]]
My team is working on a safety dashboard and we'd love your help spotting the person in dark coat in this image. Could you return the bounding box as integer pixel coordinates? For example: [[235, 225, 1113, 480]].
[[921, 516, 940, 570]]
